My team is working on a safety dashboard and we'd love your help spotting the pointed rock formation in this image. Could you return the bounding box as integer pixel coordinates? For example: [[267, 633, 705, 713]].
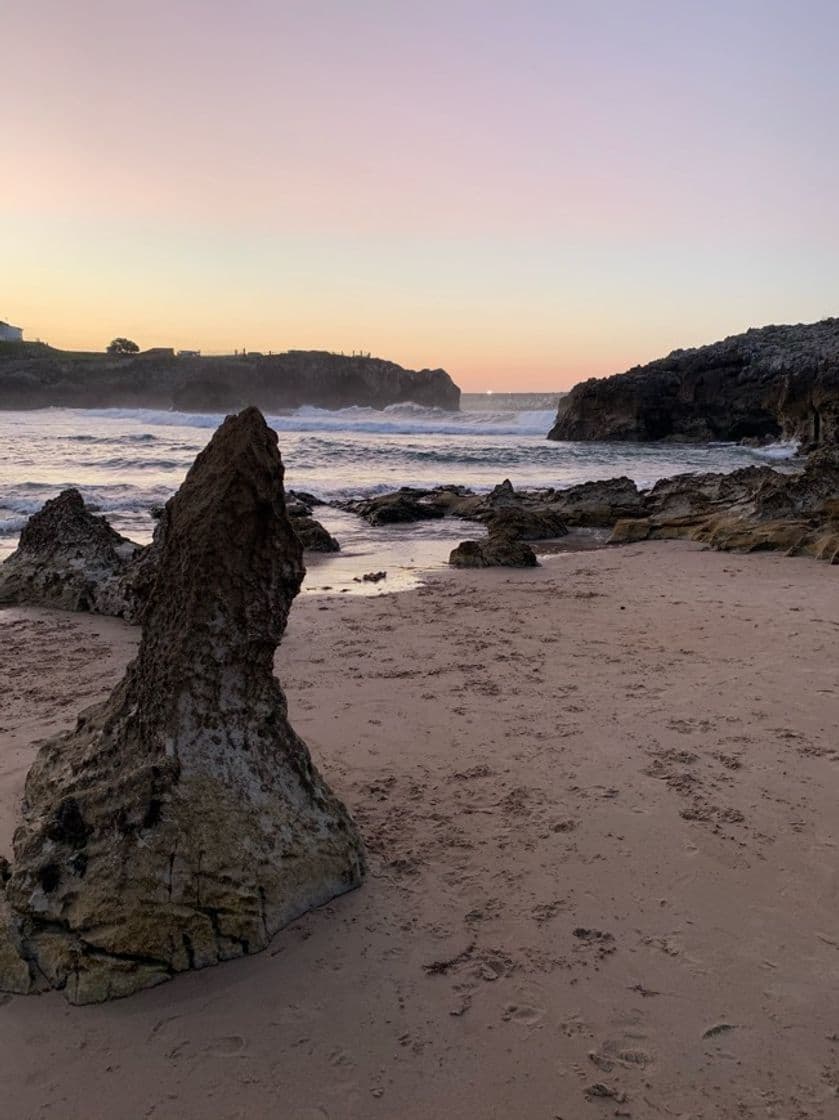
[[0, 407, 364, 1003], [0, 488, 143, 618]]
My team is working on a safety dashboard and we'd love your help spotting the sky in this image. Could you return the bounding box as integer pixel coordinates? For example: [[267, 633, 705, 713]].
[[3, 0, 838, 391]]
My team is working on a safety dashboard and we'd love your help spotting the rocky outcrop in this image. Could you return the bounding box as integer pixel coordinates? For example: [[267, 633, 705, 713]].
[[549, 318, 839, 447], [291, 515, 340, 552], [338, 478, 636, 534], [483, 507, 568, 540], [0, 347, 460, 412], [0, 407, 364, 1004], [609, 450, 839, 562], [286, 494, 340, 552], [643, 466, 779, 521], [449, 533, 538, 568], [337, 488, 447, 526], [547, 478, 644, 526], [436, 456, 838, 566], [0, 488, 143, 619]]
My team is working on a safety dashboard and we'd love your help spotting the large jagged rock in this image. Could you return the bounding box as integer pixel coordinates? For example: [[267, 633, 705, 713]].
[[0, 407, 365, 1003], [0, 488, 144, 619], [549, 318, 839, 446]]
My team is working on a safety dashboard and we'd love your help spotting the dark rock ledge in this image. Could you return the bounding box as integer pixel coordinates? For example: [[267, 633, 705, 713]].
[[548, 318, 839, 448]]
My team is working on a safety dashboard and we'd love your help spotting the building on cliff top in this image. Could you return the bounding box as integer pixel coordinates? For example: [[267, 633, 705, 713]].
[[0, 321, 23, 343]]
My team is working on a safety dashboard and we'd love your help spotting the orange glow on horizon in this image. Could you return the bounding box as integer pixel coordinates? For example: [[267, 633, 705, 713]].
[[3, 2, 837, 395]]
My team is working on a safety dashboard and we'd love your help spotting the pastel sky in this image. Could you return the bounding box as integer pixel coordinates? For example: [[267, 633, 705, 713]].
[[3, 1, 838, 390]]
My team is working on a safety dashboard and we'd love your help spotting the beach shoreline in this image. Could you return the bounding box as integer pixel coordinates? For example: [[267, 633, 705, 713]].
[[1, 540, 838, 1118]]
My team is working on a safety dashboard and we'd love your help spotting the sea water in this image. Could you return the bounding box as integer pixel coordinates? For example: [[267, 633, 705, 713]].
[[0, 393, 798, 589]]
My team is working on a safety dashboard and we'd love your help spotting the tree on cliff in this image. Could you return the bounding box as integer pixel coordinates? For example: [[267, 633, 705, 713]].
[[106, 337, 139, 355]]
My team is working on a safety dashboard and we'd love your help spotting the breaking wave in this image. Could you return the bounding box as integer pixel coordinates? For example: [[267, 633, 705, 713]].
[[80, 403, 558, 438], [0, 402, 802, 558]]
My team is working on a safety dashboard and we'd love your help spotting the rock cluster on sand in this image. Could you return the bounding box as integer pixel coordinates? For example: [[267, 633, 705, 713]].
[[449, 534, 538, 568], [0, 407, 364, 1004], [446, 481, 566, 568], [336, 459, 838, 568], [337, 478, 637, 536], [609, 449, 839, 562], [339, 478, 648, 567], [0, 488, 144, 619], [549, 317, 839, 446]]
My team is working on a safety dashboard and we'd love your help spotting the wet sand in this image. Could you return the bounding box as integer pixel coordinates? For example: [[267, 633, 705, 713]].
[[1, 540, 838, 1119]]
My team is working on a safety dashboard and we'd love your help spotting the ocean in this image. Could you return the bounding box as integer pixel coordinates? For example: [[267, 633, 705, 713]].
[[0, 393, 798, 589]]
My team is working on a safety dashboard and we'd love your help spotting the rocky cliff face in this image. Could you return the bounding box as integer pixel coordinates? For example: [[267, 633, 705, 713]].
[[0, 407, 364, 1003], [548, 319, 839, 447], [0, 346, 460, 412]]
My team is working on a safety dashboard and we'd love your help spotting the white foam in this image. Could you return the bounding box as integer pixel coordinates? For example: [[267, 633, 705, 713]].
[[0, 515, 32, 534], [76, 404, 557, 439], [747, 440, 800, 462]]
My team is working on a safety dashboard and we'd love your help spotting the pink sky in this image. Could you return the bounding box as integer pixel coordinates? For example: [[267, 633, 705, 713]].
[[3, 1, 838, 390]]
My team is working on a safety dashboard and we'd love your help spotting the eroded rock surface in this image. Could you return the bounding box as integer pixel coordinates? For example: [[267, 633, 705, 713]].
[[484, 506, 568, 540], [548, 478, 644, 526], [0, 407, 364, 1003], [0, 488, 143, 619], [285, 493, 340, 551], [292, 514, 341, 552], [337, 478, 639, 534], [449, 533, 538, 568], [609, 450, 839, 562], [337, 488, 447, 525]]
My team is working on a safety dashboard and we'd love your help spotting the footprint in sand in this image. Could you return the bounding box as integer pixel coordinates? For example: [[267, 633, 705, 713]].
[[502, 1003, 545, 1026], [328, 1048, 355, 1069], [147, 1014, 182, 1042], [589, 1038, 654, 1072], [209, 1035, 247, 1057]]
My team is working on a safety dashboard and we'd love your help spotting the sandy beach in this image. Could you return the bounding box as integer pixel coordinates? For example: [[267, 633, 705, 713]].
[[1, 540, 838, 1119]]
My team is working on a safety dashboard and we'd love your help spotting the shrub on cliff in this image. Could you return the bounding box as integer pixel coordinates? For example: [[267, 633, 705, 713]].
[[106, 337, 139, 354]]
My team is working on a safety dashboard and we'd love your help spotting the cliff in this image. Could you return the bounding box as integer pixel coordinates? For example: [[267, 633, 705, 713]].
[[0, 345, 461, 412], [548, 318, 839, 447]]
